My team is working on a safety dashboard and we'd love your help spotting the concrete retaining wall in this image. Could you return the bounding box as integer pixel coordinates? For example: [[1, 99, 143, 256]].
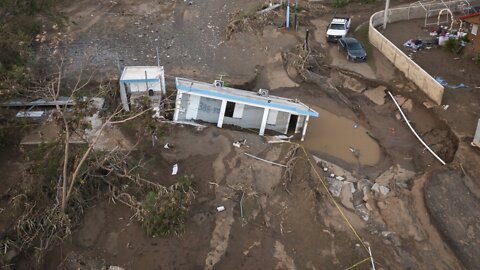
[[368, 3, 456, 104]]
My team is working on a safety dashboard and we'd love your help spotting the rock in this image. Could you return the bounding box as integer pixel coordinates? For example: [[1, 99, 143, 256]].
[[356, 204, 370, 221], [363, 86, 386, 105], [423, 101, 436, 109], [340, 182, 355, 210], [379, 185, 390, 196], [372, 183, 390, 196], [362, 186, 372, 202], [371, 183, 380, 193], [357, 179, 372, 192], [328, 177, 343, 197], [401, 99, 413, 112], [395, 112, 402, 120]]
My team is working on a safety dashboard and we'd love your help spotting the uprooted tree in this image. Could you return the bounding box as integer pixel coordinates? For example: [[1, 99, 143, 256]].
[[1, 59, 194, 268]]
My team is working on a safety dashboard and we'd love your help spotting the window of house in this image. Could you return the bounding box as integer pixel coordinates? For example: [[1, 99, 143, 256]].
[[224, 101, 235, 117]]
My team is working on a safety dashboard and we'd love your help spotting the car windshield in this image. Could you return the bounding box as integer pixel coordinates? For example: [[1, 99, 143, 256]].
[[329, 23, 344, 30], [347, 41, 362, 50]]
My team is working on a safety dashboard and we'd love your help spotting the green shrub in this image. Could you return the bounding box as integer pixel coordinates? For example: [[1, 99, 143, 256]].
[[332, 0, 348, 8], [443, 38, 461, 54], [142, 175, 194, 237]]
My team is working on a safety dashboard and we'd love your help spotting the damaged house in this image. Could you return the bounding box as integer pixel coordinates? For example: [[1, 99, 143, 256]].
[[119, 66, 166, 111], [173, 78, 319, 140]]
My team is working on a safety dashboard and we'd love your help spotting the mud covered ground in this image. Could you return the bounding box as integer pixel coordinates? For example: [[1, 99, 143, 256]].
[[2, 0, 479, 269]]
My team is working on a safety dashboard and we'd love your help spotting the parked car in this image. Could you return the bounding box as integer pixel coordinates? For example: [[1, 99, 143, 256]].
[[337, 37, 367, 62], [326, 16, 351, 42]]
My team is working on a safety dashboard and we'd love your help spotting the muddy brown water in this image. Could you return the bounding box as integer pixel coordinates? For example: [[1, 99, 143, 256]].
[[304, 107, 381, 166]]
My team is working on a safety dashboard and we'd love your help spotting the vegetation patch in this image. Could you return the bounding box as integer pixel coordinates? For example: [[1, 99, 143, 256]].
[[142, 175, 195, 237]]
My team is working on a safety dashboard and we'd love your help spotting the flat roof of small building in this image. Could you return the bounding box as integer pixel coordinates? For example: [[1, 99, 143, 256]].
[[176, 77, 319, 117], [120, 66, 164, 83]]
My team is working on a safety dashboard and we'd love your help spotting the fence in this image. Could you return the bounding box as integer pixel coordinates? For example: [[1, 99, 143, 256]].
[[368, 2, 460, 105]]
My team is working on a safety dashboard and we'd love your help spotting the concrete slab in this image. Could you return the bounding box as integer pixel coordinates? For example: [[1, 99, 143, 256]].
[[363, 86, 386, 105]]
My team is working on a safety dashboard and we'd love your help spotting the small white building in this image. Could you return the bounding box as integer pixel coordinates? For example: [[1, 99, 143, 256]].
[[119, 66, 166, 111], [174, 77, 319, 140]]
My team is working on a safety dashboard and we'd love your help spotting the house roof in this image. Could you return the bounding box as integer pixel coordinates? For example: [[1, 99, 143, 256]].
[[176, 77, 319, 117], [459, 11, 480, 21], [120, 66, 164, 83]]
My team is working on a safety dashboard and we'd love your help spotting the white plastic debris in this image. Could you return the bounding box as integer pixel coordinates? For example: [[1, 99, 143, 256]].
[[323, 167, 328, 172], [164, 143, 171, 149], [172, 164, 178, 175], [233, 139, 247, 148], [330, 173, 335, 178], [216, 206, 225, 212], [335, 176, 345, 181]]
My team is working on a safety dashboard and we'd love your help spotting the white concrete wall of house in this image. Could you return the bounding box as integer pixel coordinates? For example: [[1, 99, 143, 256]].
[[128, 81, 162, 92], [176, 93, 294, 134], [368, 3, 457, 105], [119, 83, 129, 111]]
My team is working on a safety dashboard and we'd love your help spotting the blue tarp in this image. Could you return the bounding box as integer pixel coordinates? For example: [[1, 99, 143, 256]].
[[435, 76, 466, 89]]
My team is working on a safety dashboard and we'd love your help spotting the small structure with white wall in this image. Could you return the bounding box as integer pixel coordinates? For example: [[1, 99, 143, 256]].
[[119, 66, 166, 111], [173, 77, 319, 140]]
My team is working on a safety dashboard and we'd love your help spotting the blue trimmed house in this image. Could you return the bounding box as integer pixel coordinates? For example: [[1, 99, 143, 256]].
[[119, 66, 166, 111], [174, 77, 319, 141]]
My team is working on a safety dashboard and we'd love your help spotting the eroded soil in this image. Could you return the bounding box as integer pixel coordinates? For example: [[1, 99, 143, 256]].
[[3, 0, 480, 269]]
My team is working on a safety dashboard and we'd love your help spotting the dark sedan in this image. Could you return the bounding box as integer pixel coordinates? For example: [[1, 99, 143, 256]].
[[338, 37, 367, 62]]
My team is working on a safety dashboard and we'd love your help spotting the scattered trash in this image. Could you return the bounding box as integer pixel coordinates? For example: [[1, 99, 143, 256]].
[[172, 164, 178, 175], [353, 123, 358, 128], [164, 143, 173, 149], [442, 105, 449, 110], [323, 167, 328, 172], [109, 266, 125, 270], [403, 39, 424, 51], [240, 191, 245, 218], [349, 147, 360, 158], [16, 111, 45, 118], [257, 3, 281, 14], [233, 139, 247, 148], [216, 206, 225, 212], [336, 176, 345, 181], [267, 135, 293, 144], [472, 119, 480, 148], [330, 173, 335, 178], [244, 152, 287, 168]]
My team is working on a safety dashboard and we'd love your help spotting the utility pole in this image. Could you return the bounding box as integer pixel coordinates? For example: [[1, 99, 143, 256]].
[[286, 0, 290, 29], [383, 0, 390, 29]]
